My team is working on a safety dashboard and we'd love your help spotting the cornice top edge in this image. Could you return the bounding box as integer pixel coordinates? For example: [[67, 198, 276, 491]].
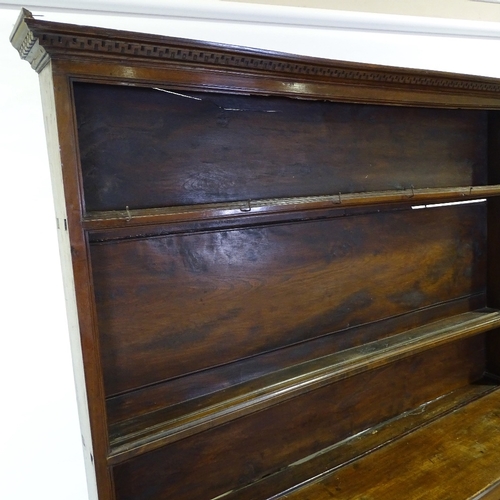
[[10, 9, 500, 97]]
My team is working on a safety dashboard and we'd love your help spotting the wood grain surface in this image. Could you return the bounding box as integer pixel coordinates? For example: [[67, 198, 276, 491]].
[[281, 388, 500, 500], [220, 379, 500, 500]]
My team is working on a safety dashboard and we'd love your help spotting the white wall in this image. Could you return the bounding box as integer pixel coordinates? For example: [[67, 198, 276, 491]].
[[0, 9, 87, 500], [2, 5, 500, 500]]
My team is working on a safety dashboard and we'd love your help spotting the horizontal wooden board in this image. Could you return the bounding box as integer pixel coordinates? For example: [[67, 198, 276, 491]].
[[92, 203, 486, 396], [74, 82, 487, 212], [111, 335, 486, 500]]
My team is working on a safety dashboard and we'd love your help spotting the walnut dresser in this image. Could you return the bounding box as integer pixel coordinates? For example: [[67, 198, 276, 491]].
[[10, 8, 500, 500]]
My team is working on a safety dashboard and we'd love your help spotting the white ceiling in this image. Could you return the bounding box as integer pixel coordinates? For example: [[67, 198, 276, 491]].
[[3, 0, 500, 39], [3, 0, 500, 22], [226, 0, 500, 22]]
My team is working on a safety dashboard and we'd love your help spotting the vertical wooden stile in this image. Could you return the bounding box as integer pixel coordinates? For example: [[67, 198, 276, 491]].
[[38, 64, 113, 500]]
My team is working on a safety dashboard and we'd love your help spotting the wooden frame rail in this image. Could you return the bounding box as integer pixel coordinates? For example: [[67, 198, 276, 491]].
[[84, 184, 500, 230]]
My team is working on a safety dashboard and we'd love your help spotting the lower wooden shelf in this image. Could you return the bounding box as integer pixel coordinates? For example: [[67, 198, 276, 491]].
[[108, 309, 500, 465], [277, 385, 500, 500]]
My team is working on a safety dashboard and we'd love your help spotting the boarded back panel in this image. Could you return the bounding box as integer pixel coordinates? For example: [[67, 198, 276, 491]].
[[74, 83, 487, 212], [91, 203, 486, 396]]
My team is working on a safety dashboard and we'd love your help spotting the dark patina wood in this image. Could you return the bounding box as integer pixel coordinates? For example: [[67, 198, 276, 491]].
[[11, 7, 500, 500]]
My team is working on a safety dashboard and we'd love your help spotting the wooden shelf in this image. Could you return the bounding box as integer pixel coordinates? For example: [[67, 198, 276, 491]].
[[279, 386, 500, 500], [83, 184, 500, 231], [107, 309, 500, 465], [220, 380, 500, 500]]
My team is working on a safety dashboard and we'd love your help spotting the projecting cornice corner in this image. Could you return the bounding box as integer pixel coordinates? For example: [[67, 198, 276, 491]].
[[10, 9, 50, 72]]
